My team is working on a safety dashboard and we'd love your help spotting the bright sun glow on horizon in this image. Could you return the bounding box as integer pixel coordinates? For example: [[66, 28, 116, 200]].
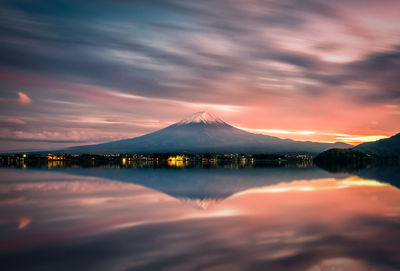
[[235, 126, 389, 145]]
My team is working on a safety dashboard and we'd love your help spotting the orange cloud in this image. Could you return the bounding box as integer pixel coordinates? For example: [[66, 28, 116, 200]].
[[17, 92, 32, 105], [236, 126, 390, 145], [17, 216, 32, 230]]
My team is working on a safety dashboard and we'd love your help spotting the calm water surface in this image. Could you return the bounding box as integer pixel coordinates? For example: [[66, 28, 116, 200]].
[[0, 165, 399, 271]]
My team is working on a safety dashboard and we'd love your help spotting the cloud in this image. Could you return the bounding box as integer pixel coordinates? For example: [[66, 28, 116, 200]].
[[303, 46, 400, 102], [0, 0, 399, 150], [16, 92, 32, 105], [17, 216, 32, 230], [0, 91, 32, 107], [0, 118, 26, 126]]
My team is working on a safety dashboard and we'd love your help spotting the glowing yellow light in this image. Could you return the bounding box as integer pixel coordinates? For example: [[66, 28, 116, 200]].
[[336, 135, 388, 144], [167, 156, 186, 167], [167, 159, 176, 167], [339, 176, 387, 187], [175, 155, 184, 161], [236, 127, 316, 135]]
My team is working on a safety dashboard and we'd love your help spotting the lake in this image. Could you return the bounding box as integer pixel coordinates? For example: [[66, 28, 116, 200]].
[[0, 163, 399, 271]]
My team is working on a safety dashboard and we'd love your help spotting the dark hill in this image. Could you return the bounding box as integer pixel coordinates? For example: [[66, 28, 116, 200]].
[[314, 148, 371, 173]]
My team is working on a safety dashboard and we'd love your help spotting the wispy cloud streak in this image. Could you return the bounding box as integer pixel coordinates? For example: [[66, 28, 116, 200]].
[[0, 0, 399, 150]]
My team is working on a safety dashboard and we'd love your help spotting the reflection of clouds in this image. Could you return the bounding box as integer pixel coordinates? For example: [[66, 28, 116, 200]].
[[307, 258, 372, 271], [17, 216, 31, 230], [186, 209, 241, 219], [2, 214, 398, 271], [0, 170, 399, 270], [235, 176, 389, 196], [178, 197, 224, 210], [0, 216, 32, 230]]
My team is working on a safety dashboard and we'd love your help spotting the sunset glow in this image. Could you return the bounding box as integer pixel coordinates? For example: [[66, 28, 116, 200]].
[[237, 127, 390, 144], [235, 177, 389, 196], [0, 0, 399, 151]]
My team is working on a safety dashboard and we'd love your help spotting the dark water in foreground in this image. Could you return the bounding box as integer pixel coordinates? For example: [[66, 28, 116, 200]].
[[0, 164, 399, 271]]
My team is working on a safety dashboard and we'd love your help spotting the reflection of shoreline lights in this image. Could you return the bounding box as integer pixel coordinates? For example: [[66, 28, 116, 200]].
[[234, 177, 388, 196], [47, 161, 67, 168]]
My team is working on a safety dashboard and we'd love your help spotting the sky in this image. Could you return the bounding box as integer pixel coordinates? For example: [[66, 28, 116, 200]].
[[0, 0, 399, 152]]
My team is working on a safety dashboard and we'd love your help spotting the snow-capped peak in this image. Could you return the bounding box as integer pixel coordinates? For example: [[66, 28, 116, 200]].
[[177, 112, 226, 125]]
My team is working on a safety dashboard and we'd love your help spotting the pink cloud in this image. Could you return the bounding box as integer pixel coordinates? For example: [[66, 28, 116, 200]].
[[17, 92, 32, 105], [17, 216, 32, 230], [0, 118, 26, 125]]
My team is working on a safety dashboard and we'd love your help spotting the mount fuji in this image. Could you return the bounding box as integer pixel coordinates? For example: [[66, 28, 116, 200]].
[[62, 112, 350, 154]]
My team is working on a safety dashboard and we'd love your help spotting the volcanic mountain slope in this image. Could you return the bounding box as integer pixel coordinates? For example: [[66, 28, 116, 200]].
[[63, 112, 350, 154]]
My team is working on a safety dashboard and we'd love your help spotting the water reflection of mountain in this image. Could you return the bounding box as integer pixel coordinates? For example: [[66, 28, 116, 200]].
[[314, 162, 400, 188], [47, 167, 340, 202], [8, 165, 400, 207]]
